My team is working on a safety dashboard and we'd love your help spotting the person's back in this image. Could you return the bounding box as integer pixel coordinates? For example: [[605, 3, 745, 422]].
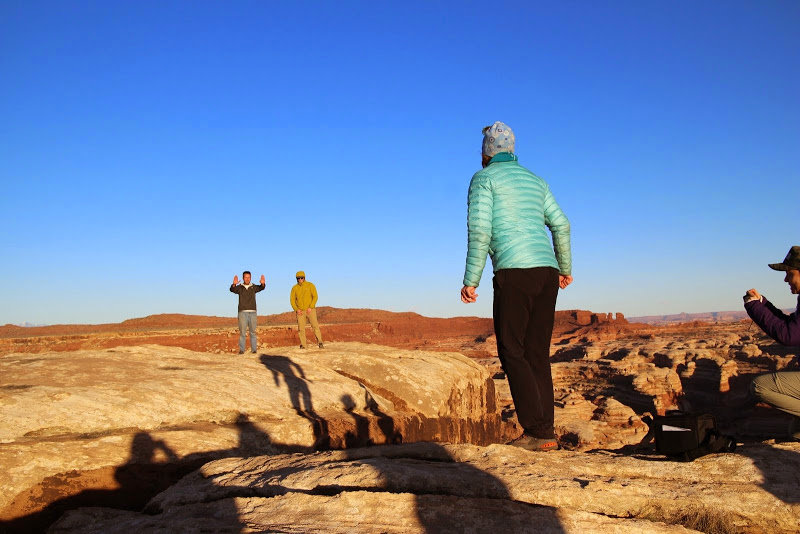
[[461, 121, 572, 452], [464, 155, 570, 288]]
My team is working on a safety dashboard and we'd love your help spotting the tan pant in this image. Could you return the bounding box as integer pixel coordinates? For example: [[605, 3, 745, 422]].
[[752, 371, 800, 418], [296, 308, 323, 347]]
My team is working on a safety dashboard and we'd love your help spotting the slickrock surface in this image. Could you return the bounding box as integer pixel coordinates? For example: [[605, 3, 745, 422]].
[[52, 442, 800, 533], [3, 309, 800, 532], [0, 342, 510, 532]]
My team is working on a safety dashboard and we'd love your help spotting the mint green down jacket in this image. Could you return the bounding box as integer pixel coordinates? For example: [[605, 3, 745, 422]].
[[463, 155, 571, 288]]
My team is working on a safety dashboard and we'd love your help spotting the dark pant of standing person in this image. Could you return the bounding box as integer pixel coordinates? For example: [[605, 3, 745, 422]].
[[493, 266, 560, 438]]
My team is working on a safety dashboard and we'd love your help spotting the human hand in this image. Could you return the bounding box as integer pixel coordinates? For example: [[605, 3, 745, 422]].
[[743, 289, 761, 303], [461, 286, 478, 303], [260, 274, 266, 285], [297, 309, 305, 316], [233, 275, 239, 285], [559, 275, 573, 289], [306, 308, 312, 314]]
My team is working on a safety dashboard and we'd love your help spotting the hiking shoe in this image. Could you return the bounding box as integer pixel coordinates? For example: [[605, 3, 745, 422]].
[[238, 350, 244, 355], [299, 345, 306, 349], [250, 350, 257, 354], [507, 433, 559, 451], [319, 343, 324, 349]]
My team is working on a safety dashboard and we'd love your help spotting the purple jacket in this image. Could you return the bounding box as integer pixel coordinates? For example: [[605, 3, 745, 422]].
[[745, 294, 800, 346]]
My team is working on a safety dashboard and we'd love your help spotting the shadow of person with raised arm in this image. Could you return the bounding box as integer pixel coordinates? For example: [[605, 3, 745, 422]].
[[3, 415, 278, 533], [231, 412, 275, 455], [111, 432, 181, 510], [0, 431, 185, 533], [341, 393, 370, 447], [260, 353, 329, 449]]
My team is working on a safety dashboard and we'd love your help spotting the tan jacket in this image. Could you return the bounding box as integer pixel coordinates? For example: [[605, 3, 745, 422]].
[[290, 282, 318, 311]]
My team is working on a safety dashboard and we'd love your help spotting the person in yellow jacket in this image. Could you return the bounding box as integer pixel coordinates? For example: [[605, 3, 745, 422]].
[[290, 271, 324, 349]]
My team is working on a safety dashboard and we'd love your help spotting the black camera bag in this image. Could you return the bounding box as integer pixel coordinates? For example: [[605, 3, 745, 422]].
[[645, 411, 736, 461]]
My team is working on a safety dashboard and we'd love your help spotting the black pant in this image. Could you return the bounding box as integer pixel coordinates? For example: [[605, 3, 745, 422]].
[[493, 267, 559, 438]]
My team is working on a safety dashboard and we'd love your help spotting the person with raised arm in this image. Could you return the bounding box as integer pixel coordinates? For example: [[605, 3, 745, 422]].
[[230, 270, 266, 354]]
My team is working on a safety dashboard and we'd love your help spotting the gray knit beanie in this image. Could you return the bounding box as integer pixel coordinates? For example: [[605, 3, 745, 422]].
[[482, 121, 515, 157]]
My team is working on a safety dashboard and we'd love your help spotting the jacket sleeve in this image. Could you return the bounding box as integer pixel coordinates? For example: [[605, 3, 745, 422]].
[[463, 174, 493, 287], [255, 283, 265, 293], [745, 297, 800, 346], [543, 185, 571, 276], [230, 284, 241, 294], [289, 286, 298, 311], [310, 283, 318, 307]]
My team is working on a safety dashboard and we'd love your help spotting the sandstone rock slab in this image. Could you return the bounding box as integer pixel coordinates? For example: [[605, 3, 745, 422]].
[[53, 441, 800, 533], [0, 343, 507, 528]]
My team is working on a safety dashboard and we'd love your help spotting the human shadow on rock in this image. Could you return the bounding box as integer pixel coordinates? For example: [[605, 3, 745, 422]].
[[260, 354, 330, 449], [1, 415, 273, 534], [341, 392, 403, 448]]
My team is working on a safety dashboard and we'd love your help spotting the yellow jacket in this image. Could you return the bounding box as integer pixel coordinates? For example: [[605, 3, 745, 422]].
[[290, 281, 318, 310]]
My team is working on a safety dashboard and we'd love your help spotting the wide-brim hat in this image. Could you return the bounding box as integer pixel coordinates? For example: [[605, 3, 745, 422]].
[[768, 246, 800, 271]]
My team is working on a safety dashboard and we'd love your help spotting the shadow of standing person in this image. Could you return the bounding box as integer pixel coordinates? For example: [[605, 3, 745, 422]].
[[231, 412, 275, 455], [2, 431, 195, 533], [260, 354, 329, 449], [112, 432, 181, 511]]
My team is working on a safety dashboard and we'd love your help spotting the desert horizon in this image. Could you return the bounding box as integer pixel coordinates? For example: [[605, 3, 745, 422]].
[[3, 304, 779, 331]]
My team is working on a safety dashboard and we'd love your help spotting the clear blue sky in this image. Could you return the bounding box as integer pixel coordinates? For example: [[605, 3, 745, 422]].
[[1, 1, 798, 325]]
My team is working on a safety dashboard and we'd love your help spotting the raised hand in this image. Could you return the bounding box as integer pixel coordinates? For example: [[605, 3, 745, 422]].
[[260, 274, 266, 285], [233, 275, 239, 286]]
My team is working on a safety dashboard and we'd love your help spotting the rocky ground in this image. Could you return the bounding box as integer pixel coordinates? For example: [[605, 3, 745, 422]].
[[50, 442, 800, 534], [0, 309, 798, 533]]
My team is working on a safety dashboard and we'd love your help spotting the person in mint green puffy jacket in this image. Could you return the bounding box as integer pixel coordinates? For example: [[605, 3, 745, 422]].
[[460, 121, 572, 451]]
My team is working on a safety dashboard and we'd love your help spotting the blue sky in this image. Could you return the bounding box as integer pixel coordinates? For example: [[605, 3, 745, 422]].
[[1, 1, 798, 325]]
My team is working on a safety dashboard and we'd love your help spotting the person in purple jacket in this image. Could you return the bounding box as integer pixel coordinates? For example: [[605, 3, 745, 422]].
[[743, 245, 800, 440]]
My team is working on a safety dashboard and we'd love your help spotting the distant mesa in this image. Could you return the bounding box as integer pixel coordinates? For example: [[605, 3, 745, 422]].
[[565, 310, 627, 326], [628, 310, 782, 325]]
